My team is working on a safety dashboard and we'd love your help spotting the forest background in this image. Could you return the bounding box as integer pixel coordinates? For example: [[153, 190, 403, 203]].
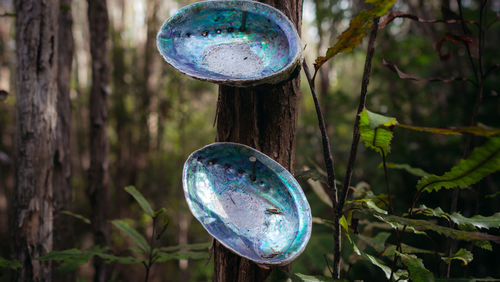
[[0, 0, 499, 281]]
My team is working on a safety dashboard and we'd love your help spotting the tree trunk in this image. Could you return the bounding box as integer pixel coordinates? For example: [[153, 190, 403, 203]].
[[87, 1, 111, 281], [52, 1, 74, 281], [214, 1, 302, 281], [12, 0, 58, 280]]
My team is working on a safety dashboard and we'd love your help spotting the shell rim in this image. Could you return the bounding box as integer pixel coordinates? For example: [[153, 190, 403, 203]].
[[156, 0, 303, 87], [182, 142, 312, 265]]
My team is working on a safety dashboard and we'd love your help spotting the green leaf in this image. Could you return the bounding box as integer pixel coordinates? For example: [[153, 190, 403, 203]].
[[396, 252, 435, 282], [364, 253, 394, 280], [61, 210, 91, 224], [376, 214, 500, 243], [266, 270, 333, 282], [307, 179, 333, 207], [412, 205, 449, 218], [36, 248, 96, 275], [485, 191, 500, 199], [314, 0, 396, 69], [473, 240, 493, 251], [449, 212, 500, 230], [340, 216, 349, 233], [359, 109, 397, 155], [125, 186, 155, 217], [382, 243, 440, 257], [154, 251, 208, 263], [356, 232, 391, 252], [289, 273, 331, 282], [57, 257, 90, 274], [0, 257, 21, 270], [435, 279, 500, 282], [397, 123, 500, 137], [158, 242, 211, 252], [154, 207, 168, 218], [383, 162, 430, 177], [373, 213, 427, 235], [417, 137, 500, 193], [441, 249, 473, 266], [352, 198, 388, 214], [343, 231, 405, 281], [36, 249, 87, 261], [412, 205, 500, 230], [111, 219, 150, 253], [95, 253, 144, 265]]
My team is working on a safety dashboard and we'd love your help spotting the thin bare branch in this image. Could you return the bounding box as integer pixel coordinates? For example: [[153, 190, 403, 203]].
[[338, 17, 380, 214]]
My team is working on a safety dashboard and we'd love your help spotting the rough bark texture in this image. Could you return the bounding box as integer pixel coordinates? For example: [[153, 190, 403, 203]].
[[52, 1, 74, 281], [214, 1, 302, 281], [88, 1, 111, 281], [12, 0, 58, 280]]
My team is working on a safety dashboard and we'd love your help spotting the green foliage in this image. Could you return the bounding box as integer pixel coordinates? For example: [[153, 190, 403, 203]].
[[125, 186, 155, 217], [375, 213, 500, 243], [356, 232, 391, 252], [61, 210, 91, 225], [266, 270, 332, 282], [158, 242, 211, 252], [37, 246, 114, 274], [0, 256, 21, 270], [417, 136, 500, 192], [314, 0, 396, 69], [383, 162, 430, 177], [396, 252, 435, 282], [37, 187, 209, 277], [112, 219, 150, 253], [359, 108, 397, 155], [154, 251, 209, 263], [441, 249, 473, 266], [449, 212, 500, 230], [382, 243, 440, 257]]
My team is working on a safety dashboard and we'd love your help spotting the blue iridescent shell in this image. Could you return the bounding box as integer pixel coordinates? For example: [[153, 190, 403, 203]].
[[157, 0, 302, 86], [182, 143, 312, 265]]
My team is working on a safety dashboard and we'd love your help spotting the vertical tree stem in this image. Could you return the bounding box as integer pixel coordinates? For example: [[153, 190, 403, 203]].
[[338, 17, 380, 217], [88, 0, 111, 281], [302, 61, 340, 278]]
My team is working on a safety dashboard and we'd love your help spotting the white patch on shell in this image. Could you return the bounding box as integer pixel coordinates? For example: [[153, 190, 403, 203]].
[[202, 43, 263, 77]]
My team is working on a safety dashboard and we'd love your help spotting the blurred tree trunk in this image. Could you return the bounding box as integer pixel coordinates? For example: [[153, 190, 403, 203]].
[[52, 1, 74, 281], [87, 0, 111, 281], [11, 0, 58, 280], [214, 1, 302, 281], [139, 0, 160, 154]]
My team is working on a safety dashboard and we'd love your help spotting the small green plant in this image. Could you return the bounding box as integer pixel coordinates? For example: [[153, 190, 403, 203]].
[[0, 256, 21, 277], [37, 186, 210, 281]]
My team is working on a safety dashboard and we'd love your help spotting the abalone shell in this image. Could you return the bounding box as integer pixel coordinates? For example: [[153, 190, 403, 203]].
[[157, 0, 302, 87], [182, 143, 312, 265]]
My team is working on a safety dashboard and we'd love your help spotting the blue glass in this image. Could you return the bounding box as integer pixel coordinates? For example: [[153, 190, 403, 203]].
[[183, 143, 312, 265], [157, 0, 302, 86]]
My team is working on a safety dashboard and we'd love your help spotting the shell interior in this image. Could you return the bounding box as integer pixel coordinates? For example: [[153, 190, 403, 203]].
[[157, 0, 301, 86], [182, 143, 312, 265]]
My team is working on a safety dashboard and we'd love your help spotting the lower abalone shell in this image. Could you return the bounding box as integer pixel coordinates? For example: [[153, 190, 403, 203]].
[[182, 143, 312, 265]]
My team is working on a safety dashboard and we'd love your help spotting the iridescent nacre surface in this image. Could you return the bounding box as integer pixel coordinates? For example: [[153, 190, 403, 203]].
[[157, 0, 302, 86], [182, 143, 312, 265]]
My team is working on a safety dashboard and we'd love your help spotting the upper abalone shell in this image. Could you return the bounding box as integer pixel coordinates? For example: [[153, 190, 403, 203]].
[[182, 143, 312, 265], [157, 0, 302, 86]]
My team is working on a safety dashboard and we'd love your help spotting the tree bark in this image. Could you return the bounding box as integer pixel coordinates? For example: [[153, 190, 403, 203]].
[[87, 1, 111, 281], [52, 1, 74, 281], [12, 0, 58, 280], [214, 1, 302, 281]]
